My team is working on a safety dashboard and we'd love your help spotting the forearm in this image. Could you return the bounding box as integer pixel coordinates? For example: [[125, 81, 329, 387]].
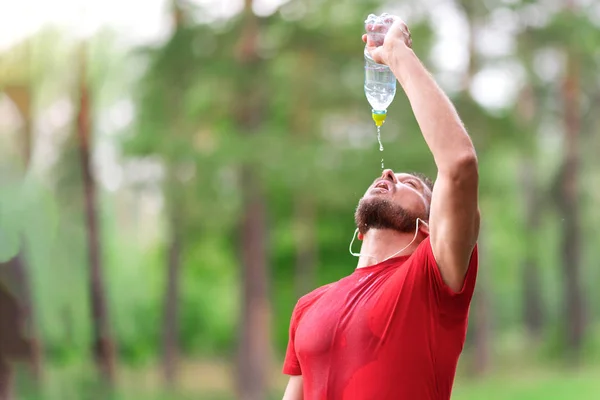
[[389, 48, 477, 175], [283, 376, 303, 400]]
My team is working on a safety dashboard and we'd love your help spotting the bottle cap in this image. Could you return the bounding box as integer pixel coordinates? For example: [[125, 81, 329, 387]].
[[365, 13, 394, 47], [372, 110, 387, 127]]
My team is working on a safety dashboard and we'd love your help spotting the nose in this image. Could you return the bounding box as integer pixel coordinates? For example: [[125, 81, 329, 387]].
[[381, 169, 397, 183]]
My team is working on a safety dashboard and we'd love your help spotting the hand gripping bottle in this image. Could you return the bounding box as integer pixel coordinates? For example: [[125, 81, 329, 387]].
[[364, 13, 396, 127]]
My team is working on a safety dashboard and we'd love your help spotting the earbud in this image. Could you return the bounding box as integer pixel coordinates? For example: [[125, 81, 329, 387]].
[[349, 218, 427, 264]]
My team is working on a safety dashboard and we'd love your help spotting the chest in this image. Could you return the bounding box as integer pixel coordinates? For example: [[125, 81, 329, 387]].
[[295, 266, 430, 359]]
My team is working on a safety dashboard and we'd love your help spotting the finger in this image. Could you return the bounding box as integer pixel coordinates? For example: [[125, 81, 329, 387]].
[[405, 34, 413, 48], [362, 34, 367, 43], [404, 30, 413, 48], [387, 16, 408, 34], [367, 47, 380, 58]]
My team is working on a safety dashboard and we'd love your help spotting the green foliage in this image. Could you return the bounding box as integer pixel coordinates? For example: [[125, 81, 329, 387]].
[[1, 0, 599, 397]]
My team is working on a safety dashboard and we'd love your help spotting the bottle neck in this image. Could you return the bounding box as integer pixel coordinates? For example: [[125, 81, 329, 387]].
[[372, 110, 387, 126], [364, 47, 385, 65]]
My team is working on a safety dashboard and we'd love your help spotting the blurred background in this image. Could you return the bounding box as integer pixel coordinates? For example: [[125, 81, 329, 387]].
[[0, 0, 599, 399]]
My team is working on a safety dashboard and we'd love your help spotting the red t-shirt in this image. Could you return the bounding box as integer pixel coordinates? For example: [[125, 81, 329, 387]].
[[283, 236, 478, 400]]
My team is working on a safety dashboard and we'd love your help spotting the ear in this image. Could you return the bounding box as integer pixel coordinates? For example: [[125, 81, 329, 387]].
[[358, 232, 364, 241]]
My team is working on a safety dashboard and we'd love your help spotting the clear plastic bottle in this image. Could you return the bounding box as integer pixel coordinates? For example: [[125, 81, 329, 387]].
[[364, 13, 396, 126]]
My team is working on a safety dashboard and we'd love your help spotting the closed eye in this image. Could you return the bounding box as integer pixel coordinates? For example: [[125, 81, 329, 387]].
[[405, 180, 418, 188]]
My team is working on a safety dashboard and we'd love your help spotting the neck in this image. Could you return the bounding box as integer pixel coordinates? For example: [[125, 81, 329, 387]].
[[356, 228, 424, 269]]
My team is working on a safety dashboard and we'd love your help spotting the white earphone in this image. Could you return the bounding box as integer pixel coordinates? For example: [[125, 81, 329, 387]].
[[349, 218, 428, 264]]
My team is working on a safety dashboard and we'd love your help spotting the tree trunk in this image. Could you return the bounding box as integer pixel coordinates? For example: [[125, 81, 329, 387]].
[[471, 287, 491, 375], [522, 260, 544, 338], [0, 280, 14, 400], [555, 44, 585, 360], [161, 195, 182, 387], [468, 234, 491, 376], [76, 44, 117, 384], [235, 2, 271, 399], [292, 50, 318, 299], [0, 278, 31, 400], [238, 167, 270, 400], [520, 159, 545, 339], [293, 197, 317, 299], [4, 252, 43, 381], [550, 0, 586, 361], [3, 85, 44, 382], [459, 7, 491, 375], [0, 282, 17, 400], [0, 360, 12, 400], [514, 78, 546, 341], [160, 0, 185, 387]]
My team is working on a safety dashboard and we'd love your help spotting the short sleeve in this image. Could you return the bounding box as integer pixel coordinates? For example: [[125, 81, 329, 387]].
[[282, 301, 302, 375], [413, 236, 479, 316]]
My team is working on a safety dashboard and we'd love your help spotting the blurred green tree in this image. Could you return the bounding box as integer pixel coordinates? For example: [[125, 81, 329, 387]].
[[76, 43, 118, 385]]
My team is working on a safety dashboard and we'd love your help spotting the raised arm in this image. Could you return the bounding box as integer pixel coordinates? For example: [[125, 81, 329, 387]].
[[365, 18, 480, 292]]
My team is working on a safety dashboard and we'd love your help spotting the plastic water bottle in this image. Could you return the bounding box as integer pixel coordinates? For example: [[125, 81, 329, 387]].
[[364, 13, 396, 127]]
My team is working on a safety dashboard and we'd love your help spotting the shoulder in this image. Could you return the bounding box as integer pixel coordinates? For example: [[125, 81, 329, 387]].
[[296, 283, 333, 310], [290, 283, 334, 322], [403, 236, 437, 270], [411, 235, 478, 267], [407, 235, 479, 302]]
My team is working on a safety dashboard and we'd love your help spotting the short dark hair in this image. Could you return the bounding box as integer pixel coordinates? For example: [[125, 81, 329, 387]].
[[409, 171, 434, 193]]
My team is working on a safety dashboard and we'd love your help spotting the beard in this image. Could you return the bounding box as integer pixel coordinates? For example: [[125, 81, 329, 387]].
[[354, 196, 426, 235]]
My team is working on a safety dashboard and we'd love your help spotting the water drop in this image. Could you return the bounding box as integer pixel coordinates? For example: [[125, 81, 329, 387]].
[[377, 125, 384, 151], [376, 125, 384, 170]]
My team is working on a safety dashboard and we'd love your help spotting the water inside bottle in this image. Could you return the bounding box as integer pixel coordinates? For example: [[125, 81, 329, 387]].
[[364, 53, 396, 111], [364, 13, 396, 172], [365, 82, 396, 112]]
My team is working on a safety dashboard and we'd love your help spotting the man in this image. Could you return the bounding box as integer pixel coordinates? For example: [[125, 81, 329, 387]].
[[282, 15, 480, 400]]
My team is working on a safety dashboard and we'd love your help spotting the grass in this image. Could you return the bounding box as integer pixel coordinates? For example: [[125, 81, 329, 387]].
[[12, 359, 600, 399], [452, 366, 600, 400]]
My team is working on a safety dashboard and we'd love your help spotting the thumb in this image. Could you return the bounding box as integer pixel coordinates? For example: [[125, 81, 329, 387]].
[[366, 46, 385, 64]]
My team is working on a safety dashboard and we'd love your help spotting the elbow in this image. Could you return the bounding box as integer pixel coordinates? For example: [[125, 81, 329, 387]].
[[457, 151, 478, 172], [442, 151, 478, 184]]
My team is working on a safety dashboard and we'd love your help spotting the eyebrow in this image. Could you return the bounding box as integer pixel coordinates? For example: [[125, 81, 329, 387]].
[[399, 175, 424, 191]]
